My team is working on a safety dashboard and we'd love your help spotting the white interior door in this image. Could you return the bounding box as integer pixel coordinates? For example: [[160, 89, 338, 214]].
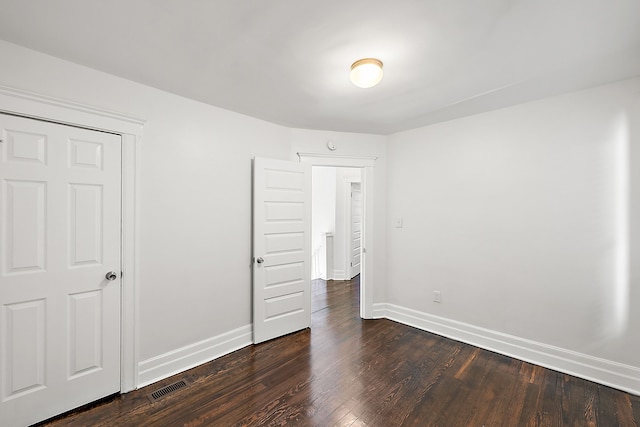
[[349, 183, 362, 278], [253, 157, 311, 344], [0, 114, 121, 426]]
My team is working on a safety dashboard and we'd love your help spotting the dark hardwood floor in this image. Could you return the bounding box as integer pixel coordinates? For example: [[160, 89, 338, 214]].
[[40, 276, 640, 426]]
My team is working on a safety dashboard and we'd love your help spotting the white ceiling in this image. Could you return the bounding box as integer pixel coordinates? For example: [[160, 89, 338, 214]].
[[0, 0, 639, 134]]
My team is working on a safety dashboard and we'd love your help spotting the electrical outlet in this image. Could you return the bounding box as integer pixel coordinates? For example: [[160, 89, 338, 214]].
[[394, 217, 403, 228], [433, 290, 441, 303]]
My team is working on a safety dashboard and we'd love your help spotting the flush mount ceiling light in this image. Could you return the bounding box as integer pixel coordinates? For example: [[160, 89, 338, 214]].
[[350, 58, 384, 88]]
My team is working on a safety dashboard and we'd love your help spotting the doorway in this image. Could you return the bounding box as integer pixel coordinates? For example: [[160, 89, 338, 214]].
[[297, 152, 376, 319], [311, 166, 362, 321]]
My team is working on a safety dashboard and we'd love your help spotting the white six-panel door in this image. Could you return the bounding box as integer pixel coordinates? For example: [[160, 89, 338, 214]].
[[0, 114, 121, 426], [253, 157, 311, 344]]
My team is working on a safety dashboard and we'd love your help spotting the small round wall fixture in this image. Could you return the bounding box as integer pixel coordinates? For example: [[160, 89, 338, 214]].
[[350, 58, 384, 88]]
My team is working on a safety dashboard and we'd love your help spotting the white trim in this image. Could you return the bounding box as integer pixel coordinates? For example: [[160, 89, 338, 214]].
[[360, 166, 375, 318], [331, 269, 347, 281], [372, 303, 387, 319], [137, 325, 253, 388], [377, 303, 640, 396], [297, 152, 377, 167], [0, 85, 144, 133], [0, 85, 143, 392], [297, 152, 376, 319], [120, 134, 141, 392]]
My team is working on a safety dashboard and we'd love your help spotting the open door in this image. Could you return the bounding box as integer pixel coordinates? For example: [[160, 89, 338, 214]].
[[349, 182, 362, 278], [253, 157, 311, 344]]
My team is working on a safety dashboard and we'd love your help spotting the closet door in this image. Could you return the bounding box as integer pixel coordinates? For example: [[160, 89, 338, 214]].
[[0, 114, 122, 426]]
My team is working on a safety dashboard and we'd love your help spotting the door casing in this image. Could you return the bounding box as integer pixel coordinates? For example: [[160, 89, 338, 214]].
[[297, 152, 376, 319], [0, 85, 144, 392]]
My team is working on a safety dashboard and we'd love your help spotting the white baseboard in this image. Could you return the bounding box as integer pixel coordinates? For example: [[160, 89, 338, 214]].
[[376, 303, 640, 396], [372, 303, 387, 319], [137, 324, 252, 388], [331, 270, 346, 280], [135, 306, 640, 396]]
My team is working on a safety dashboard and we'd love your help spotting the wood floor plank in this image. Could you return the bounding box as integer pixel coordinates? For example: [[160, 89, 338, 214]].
[[38, 276, 640, 426]]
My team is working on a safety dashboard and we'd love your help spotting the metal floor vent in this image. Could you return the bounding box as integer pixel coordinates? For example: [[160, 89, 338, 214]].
[[148, 379, 189, 402]]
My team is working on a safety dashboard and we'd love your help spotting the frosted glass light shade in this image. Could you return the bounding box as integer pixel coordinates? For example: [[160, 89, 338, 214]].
[[350, 58, 383, 88]]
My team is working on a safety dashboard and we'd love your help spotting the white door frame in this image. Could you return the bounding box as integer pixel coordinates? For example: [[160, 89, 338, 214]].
[[297, 152, 376, 319], [0, 85, 143, 392]]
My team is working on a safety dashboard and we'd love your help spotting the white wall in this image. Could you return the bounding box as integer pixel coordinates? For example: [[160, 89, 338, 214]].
[[311, 167, 336, 279], [0, 40, 389, 387], [386, 77, 640, 391], [0, 41, 291, 369]]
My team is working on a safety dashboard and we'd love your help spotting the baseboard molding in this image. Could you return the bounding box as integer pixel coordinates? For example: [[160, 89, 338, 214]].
[[135, 306, 640, 395], [331, 269, 347, 280], [137, 324, 252, 388], [376, 303, 640, 396], [372, 303, 387, 319]]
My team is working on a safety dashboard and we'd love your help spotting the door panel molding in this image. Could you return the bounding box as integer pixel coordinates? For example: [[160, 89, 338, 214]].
[[0, 85, 143, 393], [253, 157, 312, 344]]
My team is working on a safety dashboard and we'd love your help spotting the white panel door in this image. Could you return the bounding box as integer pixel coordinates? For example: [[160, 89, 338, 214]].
[[0, 114, 121, 426], [253, 157, 311, 344], [349, 183, 362, 278]]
